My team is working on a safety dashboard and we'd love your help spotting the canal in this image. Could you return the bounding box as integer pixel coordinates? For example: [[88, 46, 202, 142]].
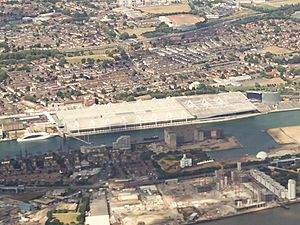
[[1, 110, 300, 159]]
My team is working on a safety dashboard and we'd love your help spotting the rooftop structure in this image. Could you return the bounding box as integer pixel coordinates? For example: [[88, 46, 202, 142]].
[[176, 92, 257, 119], [55, 97, 195, 135], [53, 92, 257, 135], [86, 192, 109, 225]]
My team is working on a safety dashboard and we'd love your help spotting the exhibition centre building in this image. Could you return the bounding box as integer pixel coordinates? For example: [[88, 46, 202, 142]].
[[53, 92, 257, 135]]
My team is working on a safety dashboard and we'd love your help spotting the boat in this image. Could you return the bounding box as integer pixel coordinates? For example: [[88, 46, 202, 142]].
[[17, 132, 57, 142], [143, 136, 159, 142]]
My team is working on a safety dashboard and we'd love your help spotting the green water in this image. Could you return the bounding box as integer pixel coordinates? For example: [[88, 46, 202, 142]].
[[1, 110, 300, 159]]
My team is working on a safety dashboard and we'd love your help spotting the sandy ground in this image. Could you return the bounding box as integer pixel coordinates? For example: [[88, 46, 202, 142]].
[[122, 209, 180, 225], [268, 144, 300, 157], [267, 125, 300, 144]]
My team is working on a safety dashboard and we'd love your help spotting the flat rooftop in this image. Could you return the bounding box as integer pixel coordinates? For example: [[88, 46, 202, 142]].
[[90, 194, 108, 216], [54, 92, 257, 134], [56, 97, 194, 133], [176, 92, 257, 119]]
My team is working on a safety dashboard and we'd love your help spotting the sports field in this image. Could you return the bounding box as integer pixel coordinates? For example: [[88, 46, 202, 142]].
[[166, 14, 205, 25], [53, 213, 80, 224], [139, 4, 191, 14]]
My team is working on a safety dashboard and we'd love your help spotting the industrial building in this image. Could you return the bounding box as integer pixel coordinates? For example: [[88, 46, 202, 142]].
[[53, 92, 257, 136], [85, 192, 110, 225], [246, 91, 281, 105], [164, 125, 224, 148]]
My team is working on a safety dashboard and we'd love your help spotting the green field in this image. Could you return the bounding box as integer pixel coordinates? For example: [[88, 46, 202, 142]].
[[139, 4, 191, 14], [261, 46, 293, 55], [66, 47, 115, 64], [292, 11, 300, 18], [66, 54, 113, 64], [223, 9, 257, 20], [120, 27, 155, 38], [8, 191, 44, 202], [53, 213, 80, 224], [258, 0, 300, 8]]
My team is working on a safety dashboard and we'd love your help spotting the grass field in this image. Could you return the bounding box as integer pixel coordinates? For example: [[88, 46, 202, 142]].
[[261, 45, 293, 55], [139, 4, 191, 14], [53, 213, 80, 224], [258, 0, 300, 8], [167, 14, 205, 25], [158, 158, 179, 173], [66, 47, 115, 64], [223, 9, 257, 20], [66, 55, 112, 64], [120, 27, 155, 38], [292, 11, 300, 18], [8, 191, 44, 202]]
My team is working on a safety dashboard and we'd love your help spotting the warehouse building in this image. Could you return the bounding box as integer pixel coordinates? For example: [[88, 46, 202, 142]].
[[85, 192, 110, 225]]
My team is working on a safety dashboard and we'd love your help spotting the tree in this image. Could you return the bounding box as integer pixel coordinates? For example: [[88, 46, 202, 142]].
[[24, 95, 36, 103], [56, 91, 64, 98], [155, 22, 173, 33], [58, 58, 67, 67], [120, 32, 130, 40], [87, 58, 95, 65], [0, 70, 7, 82], [277, 65, 286, 75]]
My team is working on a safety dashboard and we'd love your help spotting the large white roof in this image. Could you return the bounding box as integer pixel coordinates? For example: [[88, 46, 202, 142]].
[[56, 97, 194, 133], [54, 92, 257, 133], [176, 92, 257, 119]]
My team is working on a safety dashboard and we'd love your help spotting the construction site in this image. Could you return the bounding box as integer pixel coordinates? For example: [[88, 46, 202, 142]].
[[108, 163, 297, 225]]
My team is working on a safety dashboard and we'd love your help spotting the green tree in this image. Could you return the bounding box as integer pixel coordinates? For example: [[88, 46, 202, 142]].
[[120, 32, 130, 40]]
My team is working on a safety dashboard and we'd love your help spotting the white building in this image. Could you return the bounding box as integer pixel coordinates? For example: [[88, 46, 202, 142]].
[[117, 0, 168, 7], [113, 135, 131, 150], [180, 154, 192, 168], [250, 169, 288, 199], [288, 179, 296, 200]]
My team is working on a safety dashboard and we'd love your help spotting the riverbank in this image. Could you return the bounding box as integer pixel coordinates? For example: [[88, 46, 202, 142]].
[[193, 203, 278, 224], [267, 125, 300, 144], [191, 198, 300, 225]]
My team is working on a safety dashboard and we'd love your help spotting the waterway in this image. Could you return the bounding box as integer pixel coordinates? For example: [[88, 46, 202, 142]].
[[200, 203, 300, 225], [1, 110, 300, 159]]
